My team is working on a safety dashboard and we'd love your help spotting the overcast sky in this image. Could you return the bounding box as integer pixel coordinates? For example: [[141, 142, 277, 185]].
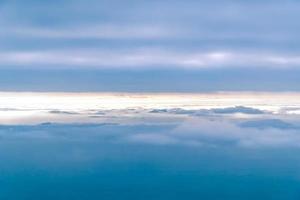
[[1, 0, 300, 92]]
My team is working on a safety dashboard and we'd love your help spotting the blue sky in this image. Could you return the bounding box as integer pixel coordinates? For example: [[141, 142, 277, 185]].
[[1, 0, 300, 91]]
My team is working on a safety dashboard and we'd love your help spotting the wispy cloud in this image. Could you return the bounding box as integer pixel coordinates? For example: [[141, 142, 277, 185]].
[[2, 49, 300, 69], [5, 25, 174, 40], [1, 117, 300, 148]]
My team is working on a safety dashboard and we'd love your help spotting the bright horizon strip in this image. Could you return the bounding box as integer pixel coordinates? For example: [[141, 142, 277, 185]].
[[0, 92, 300, 110], [0, 91, 299, 125]]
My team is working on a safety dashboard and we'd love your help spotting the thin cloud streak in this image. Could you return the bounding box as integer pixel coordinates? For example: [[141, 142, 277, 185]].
[[2, 49, 300, 69], [6, 25, 174, 40]]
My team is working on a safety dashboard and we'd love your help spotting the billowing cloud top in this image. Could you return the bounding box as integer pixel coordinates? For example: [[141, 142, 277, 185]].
[[0, 92, 299, 148]]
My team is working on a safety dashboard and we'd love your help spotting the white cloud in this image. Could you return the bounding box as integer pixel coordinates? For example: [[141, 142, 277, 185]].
[[0, 92, 299, 148]]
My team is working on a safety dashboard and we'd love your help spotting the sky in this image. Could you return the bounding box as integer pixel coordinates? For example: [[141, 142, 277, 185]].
[[1, 0, 300, 91], [2, 1, 300, 199]]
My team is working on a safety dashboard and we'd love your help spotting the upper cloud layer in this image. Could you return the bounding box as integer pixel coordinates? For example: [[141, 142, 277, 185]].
[[2, 49, 300, 69], [1, 0, 300, 91], [1, 0, 300, 70]]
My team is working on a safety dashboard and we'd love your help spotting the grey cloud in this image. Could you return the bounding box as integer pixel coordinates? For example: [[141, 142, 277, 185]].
[[123, 116, 300, 148], [48, 110, 80, 115], [0, 123, 174, 141], [2, 50, 300, 69], [0, 117, 299, 148], [149, 109, 171, 114], [239, 119, 299, 130], [278, 107, 300, 114], [126, 133, 179, 145], [170, 119, 300, 148], [4, 25, 173, 40], [2, 0, 300, 71], [210, 106, 265, 114], [0, 108, 21, 111], [149, 106, 266, 116]]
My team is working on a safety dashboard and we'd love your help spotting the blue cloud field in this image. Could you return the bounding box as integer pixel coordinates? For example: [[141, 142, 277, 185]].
[[0, 93, 299, 199]]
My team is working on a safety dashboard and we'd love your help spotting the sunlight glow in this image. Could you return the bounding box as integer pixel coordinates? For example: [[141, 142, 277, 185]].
[[0, 92, 299, 124]]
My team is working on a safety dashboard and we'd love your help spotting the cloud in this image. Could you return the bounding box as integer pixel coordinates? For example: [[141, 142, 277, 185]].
[[0, 93, 298, 149], [278, 107, 300, 115], [1, 49, 300, 69], [149, 106, 266, 116], [239, 119, 299, 130], [48, 110, 80, 115], [5, 25, 173, 40], [0, 114, 299, 148], [169, 118, 300, 148], [1, 0, 300, 72], [126, 133, 179, 145], [209, 106, 265, 114]]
